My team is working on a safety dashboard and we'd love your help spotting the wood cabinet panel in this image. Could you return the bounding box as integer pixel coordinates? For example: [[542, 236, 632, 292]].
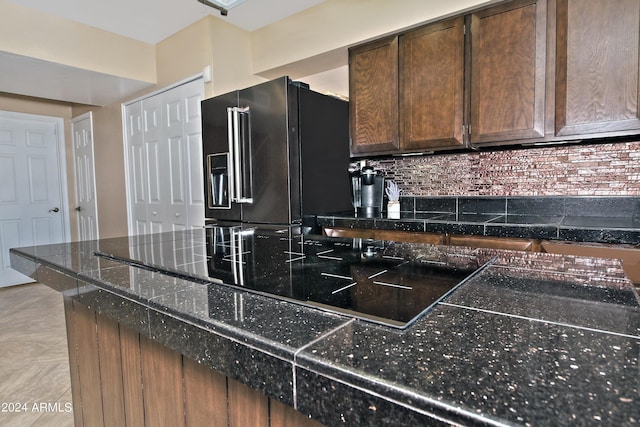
[[323, 227, 445, 245], [470, 0, 547, 144], [183, 356, 228, 427], [448, 234, 539, 251], [349, 36, 399, 154], [63, 297, 84, 427], [375, 229, 445, 245], [72, 301, 105, 427], [228, 378, 269, 427], [140, 335, 186, 427], [119, 325, 145, 427], [323, 227, 377, 239], [270, 399, 324, 427], [349, 0, 640, 149], [400, 17, 465, 150], [96, 313, 126, 427], [323, 227, 541, 251], [541, 240, 640, 283], [555, 0, 640, 136]]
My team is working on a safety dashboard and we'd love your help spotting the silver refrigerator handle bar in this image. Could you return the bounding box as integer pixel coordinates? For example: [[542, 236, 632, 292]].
[[226, 107, 236, 201], [228, 106, 252, 204]]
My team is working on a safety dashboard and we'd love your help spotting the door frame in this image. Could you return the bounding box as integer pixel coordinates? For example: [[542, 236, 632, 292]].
[[71, 111, 99, 241], [121, 74, 205, 236]]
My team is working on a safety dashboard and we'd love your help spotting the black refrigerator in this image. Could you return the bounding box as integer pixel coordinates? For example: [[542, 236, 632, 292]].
[[202, 76, 352, 224]]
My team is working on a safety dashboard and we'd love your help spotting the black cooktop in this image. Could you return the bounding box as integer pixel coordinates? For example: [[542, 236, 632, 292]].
[[96, 226, 488, 329]]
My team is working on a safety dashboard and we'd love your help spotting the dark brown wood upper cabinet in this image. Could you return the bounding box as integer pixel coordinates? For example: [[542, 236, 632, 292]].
[[400, 17, 466, 151], [349, 19, 466, 156], [349, 0, 640, 154], [555, 0, 640, 137], [469, 0, 547, 145], [349, 36, 399, 154]]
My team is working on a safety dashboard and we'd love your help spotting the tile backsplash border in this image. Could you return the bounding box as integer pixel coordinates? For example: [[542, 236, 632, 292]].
[[368, 141, 640, 197]]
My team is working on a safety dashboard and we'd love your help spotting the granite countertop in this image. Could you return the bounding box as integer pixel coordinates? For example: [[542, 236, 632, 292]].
[[316, 196, 640, 245], [9, 226, 640, 426]]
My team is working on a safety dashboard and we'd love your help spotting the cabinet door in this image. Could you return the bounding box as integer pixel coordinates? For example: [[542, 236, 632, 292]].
[[556, 0, 640, 137], [400, 17, 465, 151], [470, 0, 547, 144], [349, 36, 399, 154]]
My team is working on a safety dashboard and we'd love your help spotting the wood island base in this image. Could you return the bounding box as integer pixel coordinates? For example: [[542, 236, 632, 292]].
[[63, 297, 323, 427]]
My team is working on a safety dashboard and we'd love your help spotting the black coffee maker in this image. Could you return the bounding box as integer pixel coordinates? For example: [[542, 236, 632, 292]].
[[350, 165, 384, 217]]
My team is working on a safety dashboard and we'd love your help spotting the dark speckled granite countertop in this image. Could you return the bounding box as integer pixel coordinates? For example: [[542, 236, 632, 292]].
[[9, 225, 640, 426], [317, 196, 640, 245]]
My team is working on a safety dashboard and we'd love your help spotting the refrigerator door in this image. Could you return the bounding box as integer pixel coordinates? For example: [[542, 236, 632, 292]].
[[298, 87, 352, 216], [202, 90, 242, 221], [239, 77, 294, 224]]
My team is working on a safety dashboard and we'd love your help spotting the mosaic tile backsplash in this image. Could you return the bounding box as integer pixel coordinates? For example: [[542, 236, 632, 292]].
[[369, 141, 640, 196]]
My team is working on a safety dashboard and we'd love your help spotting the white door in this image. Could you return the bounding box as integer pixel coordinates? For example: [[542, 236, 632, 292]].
[[0, 111, 69, 287], [124, 78, 205, 236], [72, 112, 99, 241]]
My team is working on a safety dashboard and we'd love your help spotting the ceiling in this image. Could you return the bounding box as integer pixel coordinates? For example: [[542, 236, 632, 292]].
[[2, 0, 340, 106], [6, 0, 327, 44]]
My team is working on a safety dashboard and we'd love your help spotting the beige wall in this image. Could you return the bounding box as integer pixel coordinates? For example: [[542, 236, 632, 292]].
[[208, 17, 264, 95], [0, 0, 155, 81], [156, 17, 214, 93], [154, 16, 263, 98], [251, 0, 496, 78]]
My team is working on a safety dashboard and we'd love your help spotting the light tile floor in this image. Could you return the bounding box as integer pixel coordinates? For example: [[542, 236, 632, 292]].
[[0, 283, 74, 427]]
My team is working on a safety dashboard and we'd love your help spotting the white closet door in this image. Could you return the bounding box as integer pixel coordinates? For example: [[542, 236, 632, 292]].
[[181, 80, 205, 230], [142, 92, 165, 235], [162, 86, 188, 232], [72, 112, 99, 241], [125, 100, 150, 236], [124, 78, 204, 236]]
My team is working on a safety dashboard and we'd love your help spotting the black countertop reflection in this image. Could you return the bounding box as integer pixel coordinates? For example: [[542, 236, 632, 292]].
[[94, 226, 486, 329], [9, 225, 640, 426]]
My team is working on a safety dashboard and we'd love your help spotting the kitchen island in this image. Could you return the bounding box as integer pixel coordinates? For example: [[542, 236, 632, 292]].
[[9, 224, 640, 426]]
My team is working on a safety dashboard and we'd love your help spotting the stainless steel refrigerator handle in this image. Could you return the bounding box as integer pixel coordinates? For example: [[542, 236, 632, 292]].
[[227, 107, 236, 200], [235, 107, 253, 203], [232, 107, 242, 202]]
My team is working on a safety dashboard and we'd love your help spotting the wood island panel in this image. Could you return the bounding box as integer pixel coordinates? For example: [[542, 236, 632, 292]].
[[119, 325, 145, 427], [228, 378, 269, 427], [183, 356, 228, 427], [63, 298, 84, 427], [140, 335, 186, 427], [270, 399, 325, 427], [63, 299, 325, 427], [96, 313, 126, 427], [72, 301, 105, 427]]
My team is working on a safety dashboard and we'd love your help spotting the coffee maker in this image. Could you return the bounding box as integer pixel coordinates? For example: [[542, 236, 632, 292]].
[[350, 165, 384, 217]]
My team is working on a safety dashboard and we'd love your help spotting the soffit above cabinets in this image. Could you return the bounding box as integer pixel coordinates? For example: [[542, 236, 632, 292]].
[[0, 52, 153, 106]]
